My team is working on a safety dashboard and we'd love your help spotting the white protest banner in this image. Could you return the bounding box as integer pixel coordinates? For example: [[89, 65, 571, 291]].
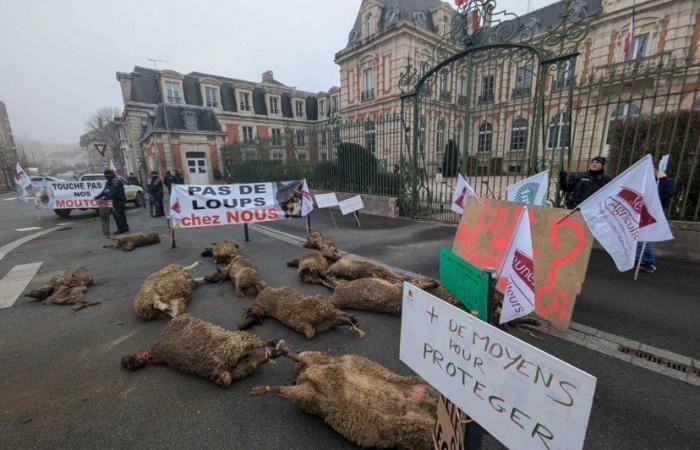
[[506, 170, 549, 206], [339, 195, 364, 215], [451, 174, 476, 215], [400, 283, 596, 450], [15, 163, 32, 202], [315, 193, 339, 208], [169, 179, 313, 229], [47, 181, 111, 209], [579, 154, 673, 271]]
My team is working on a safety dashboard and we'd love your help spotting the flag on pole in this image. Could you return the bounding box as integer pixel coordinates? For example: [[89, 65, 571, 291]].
[[622, 11, 635, 60], [15, 162, 32, 202], [301, 180, 314, 217], [579, 154, 673, 271], [451, 173, 476, 215], [455, 0, 467, 7], [505, 170, 549, 206], [109, 160, 118, 176], [468, 8, 480, 34], [498, 206, 535, 324]]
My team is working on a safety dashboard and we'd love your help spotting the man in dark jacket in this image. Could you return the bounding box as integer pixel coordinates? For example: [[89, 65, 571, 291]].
[[173, 170, 184, 185], [127, 172, 141, 187], [146, 171, 164, 217], [95, 169, 129, 234], [164, 171, 174, 193], [559, 156, 612, 209]]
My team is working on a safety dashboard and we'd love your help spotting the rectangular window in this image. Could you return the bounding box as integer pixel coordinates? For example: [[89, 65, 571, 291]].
[[514, 65, 532, 96], [204, 86, 218, 107], [239, 92, 251, 112], [319, 99, 325, 116], [296, 129, 306, 146], [321, 131, 327, 147], [480, 75, 494, 103], [321, 152, 328, 161], [295, 100, 305, 117], [630, 33, 649, 61], [242, 126, 254, 143], [297, 152, 307, 161], [362, 69, 374, 101], [553, 60, 572, 90], [269, 96, 279, 115], [271, 129, 283, 147], [331, 96, 338, 113], [272, 152, 283, 161], [165, 81, 181, 104]]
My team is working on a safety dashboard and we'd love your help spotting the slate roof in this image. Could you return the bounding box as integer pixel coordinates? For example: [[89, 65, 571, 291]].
[[141, 104, 224, 141]]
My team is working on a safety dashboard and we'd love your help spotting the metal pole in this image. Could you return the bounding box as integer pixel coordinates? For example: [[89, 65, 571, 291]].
[[244, 223, 250, 242]]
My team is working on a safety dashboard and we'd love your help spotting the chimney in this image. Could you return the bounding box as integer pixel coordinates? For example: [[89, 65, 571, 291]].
[[262, 70, 274, 83]]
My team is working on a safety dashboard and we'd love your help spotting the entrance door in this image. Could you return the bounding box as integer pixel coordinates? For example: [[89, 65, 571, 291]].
[[185, 151, 209, 184]]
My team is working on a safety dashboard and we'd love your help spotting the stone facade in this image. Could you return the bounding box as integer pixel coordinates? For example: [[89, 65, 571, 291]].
[[0, 100, 18, 190]]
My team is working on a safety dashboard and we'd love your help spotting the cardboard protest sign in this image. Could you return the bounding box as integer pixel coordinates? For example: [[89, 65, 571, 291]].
[[433, 395, 467, 450], [169, 180, 312, 229], [47, 181, 111, 209], [438, 247, 489, 320], [452, 199, 593, 330], [339, 195, 364, 215], [401, 283, 597, 450], [315, 193, 339, 208]]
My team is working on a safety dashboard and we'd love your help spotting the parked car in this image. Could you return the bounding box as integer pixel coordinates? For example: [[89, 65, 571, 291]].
[[53, 173, 144, 218], [30, 175, 62, 194]]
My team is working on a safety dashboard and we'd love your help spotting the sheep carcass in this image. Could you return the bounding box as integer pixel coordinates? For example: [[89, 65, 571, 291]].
[[121, 314, 285, 387], [330, 278, 438, 316], [25, 267, 100, 311], [133, 262, 202, 320], [201, 240, 240, 264], [105, 231, 161, 251], [205, 256, 265, 297], [325, 258, 401, 285], [286, 250, 333, 288], [303, 231, 341, 261], [239, 287, 363, 339], [252, 350, 438, 449]]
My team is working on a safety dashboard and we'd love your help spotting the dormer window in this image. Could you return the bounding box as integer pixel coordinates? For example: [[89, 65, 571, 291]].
[[204, 86, 219, 108], [165, 81, 182, 104], [366, 13, 373, 36], [269, 96, 280, 115], [295, 100, 305, 118], [414, 11, 427, 29], [238, 91, 251, 112]]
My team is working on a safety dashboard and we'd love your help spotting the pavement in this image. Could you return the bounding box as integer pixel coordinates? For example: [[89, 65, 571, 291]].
[[0, 192, 698, 449]]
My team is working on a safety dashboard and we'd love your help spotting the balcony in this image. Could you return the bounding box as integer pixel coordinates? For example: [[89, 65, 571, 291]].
[[595, 51, 673, 80], [206, 101, 219, 108], [439, 90, 451, 102], [512, 86, 531, 98], [457, 95, 467, 106], [361, 89, 375, 102], [477, 93, 495, 105]]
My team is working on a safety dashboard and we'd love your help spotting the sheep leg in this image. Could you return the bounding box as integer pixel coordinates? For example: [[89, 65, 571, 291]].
[[182, 261, 200, 272], [301, 324, 317, 339], [168, 298, 187, 317], [25, 285, 55, 300], [337, 313, 365, 337]]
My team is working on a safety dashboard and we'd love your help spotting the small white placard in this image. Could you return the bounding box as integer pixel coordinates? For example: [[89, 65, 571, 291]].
[[315, 193, 339, 208], [339, 195, 364, 215], [400, 283, 596, 450]]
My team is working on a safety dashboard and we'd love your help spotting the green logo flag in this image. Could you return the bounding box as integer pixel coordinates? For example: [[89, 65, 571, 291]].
[[438, 247, 489, 321]]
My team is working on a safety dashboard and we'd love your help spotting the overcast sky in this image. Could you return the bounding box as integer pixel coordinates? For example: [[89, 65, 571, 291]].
[[0, 0, 555, 147]]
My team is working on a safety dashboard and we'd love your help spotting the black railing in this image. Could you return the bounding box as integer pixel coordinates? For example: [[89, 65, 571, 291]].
[[361, 89, 375, 102], [439, 91, 451, 102], [477, 93, 494, 104], [512, 87, 531, 98], [457, 94, 467, 106]]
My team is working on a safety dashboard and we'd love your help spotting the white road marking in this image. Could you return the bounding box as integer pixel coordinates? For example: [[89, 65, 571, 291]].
[[0, 226, 68, 261], [2, 197, 18, 201], [0, 262, 44, 309], [15, 227, 42, 232]]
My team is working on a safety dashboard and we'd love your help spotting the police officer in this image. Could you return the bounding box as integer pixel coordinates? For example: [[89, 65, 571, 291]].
[[146, 171, 165, 217], [95, 169, 129, 234], [559, 156, 612, 209]]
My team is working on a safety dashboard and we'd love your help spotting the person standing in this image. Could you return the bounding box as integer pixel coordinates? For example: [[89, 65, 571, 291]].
[[164, 171, 174, 193], [127, 172, 141, 187], [146, 171, 165, 217], [636, 169, 677, 273], [173, 170, 184, 185], [559, 156, 612, 209], [95, 169, 129, 234]]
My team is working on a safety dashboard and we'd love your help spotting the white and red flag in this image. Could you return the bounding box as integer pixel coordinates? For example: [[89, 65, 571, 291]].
[[109, 160, 119, 176], [498, 206, 535, 324], [579, 154, 673, 271], [450, 173, 476, 215], [622, 12, 635, 60]]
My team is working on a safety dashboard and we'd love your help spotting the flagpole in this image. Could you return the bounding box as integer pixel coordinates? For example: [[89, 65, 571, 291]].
[[633, 241, 646, 280]]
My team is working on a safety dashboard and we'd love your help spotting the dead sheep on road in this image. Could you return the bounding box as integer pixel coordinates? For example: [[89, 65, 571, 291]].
[[239, 286, 364, 339], [286, 250, 333, 288], [121, 314, 285, 387], [330, 278, 438, 316], [325, 258, 401, 286], [25, 267, 100, 311], [104, 231, 161, 251], [251, 349, 438, 449], [205, 256, 265, 297], [133, 262, 202, 320], [303, 231, 341, 262], [201, 240, 240, 264]]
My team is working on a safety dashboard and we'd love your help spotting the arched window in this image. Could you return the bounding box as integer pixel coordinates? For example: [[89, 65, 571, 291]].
[[366, 13, 373, 36], [510, 118, 528, 151], [436, 121, 446, 155], [610, 102, 640, 119], [546, 112, 570, 149], [477, 123, 492, 153], [365, 120, 376, 153]]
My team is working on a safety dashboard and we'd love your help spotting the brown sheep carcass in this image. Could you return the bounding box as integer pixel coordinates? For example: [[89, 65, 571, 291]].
[[201, 240, 240, 264], [239, 287, 363, 339], [133, 262, 202, 320], [25, 267, 100, 311], [325, 257, 401, 285], [204, 256, 265, 297], [330, 278, 438, 316], [121, 314, 285, 387], [251, 349, 438, 449], [303, 231, 341, 262], [286, 250, 333, 288], [104, 231, 161, 251]]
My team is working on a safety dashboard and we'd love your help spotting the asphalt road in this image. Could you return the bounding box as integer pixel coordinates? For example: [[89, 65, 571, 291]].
[[0, 193, 698, 449]]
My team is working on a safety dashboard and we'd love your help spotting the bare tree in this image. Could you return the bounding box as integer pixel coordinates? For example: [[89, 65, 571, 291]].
[[84, 106, 123, 170]]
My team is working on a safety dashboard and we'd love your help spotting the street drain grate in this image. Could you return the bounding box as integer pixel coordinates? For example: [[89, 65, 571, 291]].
[[618, 346, 699, 377]]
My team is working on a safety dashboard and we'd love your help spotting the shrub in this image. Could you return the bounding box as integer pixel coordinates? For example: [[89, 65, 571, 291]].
[[337, 142, 376, 191], [373, 172, 402, 197], [311, 161, 338, 190]]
